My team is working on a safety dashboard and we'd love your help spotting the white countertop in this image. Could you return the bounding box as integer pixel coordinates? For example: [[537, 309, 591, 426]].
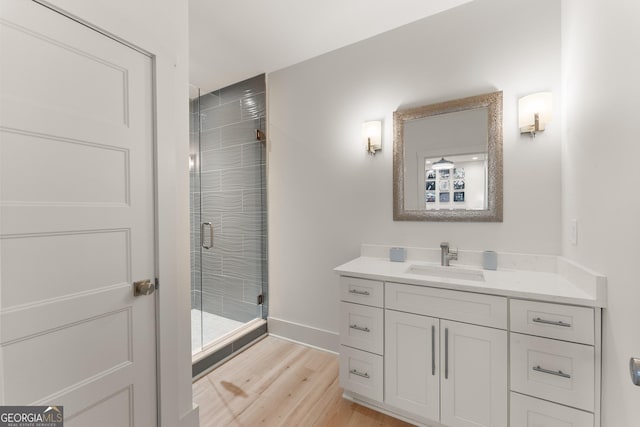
[[334, 256, 607, 307]]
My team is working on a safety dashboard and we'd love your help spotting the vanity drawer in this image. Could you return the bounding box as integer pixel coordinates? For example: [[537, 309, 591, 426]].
[[340, 302, 384, 355], [339, 345, 383, 402], [511, 392, 594, 427], [510, 333, 595, 411], [511, 299, 594, 345], [385, 282, 507, 329], [340, 276, 384, 308]]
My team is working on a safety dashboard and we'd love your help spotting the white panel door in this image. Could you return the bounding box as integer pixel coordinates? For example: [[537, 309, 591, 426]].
[[385, 309, 440, 422], [440, 320, 507, 427], [0, 1, 156, 426]]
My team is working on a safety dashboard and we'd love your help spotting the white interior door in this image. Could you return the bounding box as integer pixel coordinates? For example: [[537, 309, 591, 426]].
[[0, 1, 157, 425]]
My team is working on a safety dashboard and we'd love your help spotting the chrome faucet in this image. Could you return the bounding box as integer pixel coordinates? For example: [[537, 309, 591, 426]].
[[440, 242, 458, 266]]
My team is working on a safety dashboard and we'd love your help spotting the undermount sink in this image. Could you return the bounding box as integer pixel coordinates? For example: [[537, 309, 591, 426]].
[[406, 264, 485, 282]]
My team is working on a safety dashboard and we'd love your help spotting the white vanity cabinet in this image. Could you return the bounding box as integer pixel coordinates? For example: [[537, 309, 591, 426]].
[[385, 283, 508, 427], [337, 272, 603, 427]]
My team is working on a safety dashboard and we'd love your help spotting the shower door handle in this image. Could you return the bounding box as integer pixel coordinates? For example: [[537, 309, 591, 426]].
[[201, 222, 213, 249]]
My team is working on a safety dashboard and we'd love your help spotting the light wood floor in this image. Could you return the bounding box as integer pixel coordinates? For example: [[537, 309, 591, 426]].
[[193, 336, 414, 427]]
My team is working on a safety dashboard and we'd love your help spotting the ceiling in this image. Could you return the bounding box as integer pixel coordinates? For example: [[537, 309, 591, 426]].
[[189, 0, 474, 94]]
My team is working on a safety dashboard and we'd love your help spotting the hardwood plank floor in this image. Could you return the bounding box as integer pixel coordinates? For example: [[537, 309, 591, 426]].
[[193, 336, 415, 427]]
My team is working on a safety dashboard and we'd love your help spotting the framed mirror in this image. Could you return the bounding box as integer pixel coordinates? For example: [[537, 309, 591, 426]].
[[393, 91, 503, 222]]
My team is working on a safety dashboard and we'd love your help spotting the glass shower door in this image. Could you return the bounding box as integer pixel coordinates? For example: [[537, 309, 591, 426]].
[[189, 85, 203, 354], [190, 75, 267, 356]]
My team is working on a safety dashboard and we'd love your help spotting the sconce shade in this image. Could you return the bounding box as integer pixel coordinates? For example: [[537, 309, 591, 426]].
[[363, 120, 382, 155], [432, 157, 455, 170], [519, 92, 552, 135]]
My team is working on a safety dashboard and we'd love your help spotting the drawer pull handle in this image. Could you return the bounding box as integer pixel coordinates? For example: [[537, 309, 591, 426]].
[[533, 365, 571, 379], [349, 289, 370, 296], [532, 317, 571, 327], [350, 369, 370, 379], [349, 324, 370, 333]]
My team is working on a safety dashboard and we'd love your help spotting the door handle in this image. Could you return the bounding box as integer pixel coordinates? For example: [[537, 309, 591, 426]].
[[445, 327, 449, 379], [631, 357, 640, 386], [201, 222, 213, 249], [133, 279, 155, 296], [431, 325, 436, 376]]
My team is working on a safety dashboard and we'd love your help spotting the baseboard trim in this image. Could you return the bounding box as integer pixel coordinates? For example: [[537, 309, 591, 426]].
[[267, 317, 339, 354], [179, 404, 199, 427]]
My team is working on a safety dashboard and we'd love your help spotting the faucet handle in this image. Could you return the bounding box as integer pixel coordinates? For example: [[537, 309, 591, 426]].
[[440, 242, 449, 248]]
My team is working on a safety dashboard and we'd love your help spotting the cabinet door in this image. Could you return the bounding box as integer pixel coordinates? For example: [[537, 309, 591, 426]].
[[385, 310, 439, 422], [441, 320, 507, 427]]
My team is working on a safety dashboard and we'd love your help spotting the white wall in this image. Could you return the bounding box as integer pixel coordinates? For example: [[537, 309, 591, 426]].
[[561, 0, 640, 425], [38, 1, 195, 426], [268, 0, 562, 340]]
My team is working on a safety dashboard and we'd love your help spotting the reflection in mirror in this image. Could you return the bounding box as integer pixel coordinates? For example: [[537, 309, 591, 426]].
[[423, 154, 486, 210], [393, 91, 502, 221]]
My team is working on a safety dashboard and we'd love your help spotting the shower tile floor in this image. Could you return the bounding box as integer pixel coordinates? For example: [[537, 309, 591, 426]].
[[191, 309, 244, 355]]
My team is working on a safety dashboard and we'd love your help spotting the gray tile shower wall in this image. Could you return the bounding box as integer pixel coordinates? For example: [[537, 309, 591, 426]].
[[190, 74, 267, 323]]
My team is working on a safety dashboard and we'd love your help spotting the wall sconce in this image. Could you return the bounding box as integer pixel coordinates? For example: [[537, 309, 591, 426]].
[[362, 120, 382, 155], [518, 92, 552, 136]]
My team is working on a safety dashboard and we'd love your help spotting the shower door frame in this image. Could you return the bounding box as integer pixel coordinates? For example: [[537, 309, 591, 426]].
[[190, 78, 268, 364]]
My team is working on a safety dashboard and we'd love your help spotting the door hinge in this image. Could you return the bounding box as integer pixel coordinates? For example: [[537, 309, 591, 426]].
[[154, 278, 159, 290], [257, 294, 264, 305]]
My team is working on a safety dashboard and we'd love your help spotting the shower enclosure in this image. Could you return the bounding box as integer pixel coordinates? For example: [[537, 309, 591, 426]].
[[189, 75, 268, 365]]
